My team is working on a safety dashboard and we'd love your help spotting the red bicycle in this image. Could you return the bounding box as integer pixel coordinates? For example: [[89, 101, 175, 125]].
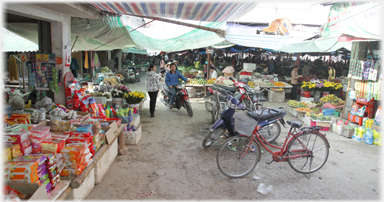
[[216, 107, 330, 178]]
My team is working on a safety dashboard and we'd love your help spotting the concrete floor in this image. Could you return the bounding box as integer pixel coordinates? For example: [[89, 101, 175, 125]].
[[86, 73, 381, 200]]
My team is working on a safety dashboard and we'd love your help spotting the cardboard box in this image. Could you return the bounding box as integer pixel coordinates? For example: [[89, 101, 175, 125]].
[[131, 115, 140, 127], [101, 121, 118, 144], [224, 73, 233, 78], [342, 127, 354, 138], [6, 182, 48, 200], [124, 124, 142, 145]]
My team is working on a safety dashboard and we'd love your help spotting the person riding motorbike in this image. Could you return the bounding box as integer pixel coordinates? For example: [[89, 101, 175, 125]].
[[165, 63, 188, 108]]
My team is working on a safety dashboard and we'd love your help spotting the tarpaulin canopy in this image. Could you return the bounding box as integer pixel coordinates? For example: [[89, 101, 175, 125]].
[[71, 16, 137, 51], [2, 28, 38, 52], [280, 37, 352, 53], [88, 2, 257, 22], [224, 22, 319, 50], [124, 21, 226, 52], [122, 47, 148, 55], [322, 2, 380, 40]]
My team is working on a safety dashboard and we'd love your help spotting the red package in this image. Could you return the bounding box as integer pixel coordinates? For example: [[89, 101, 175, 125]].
[[98, 104, 106, 117], [4, 131, 29, 143], [29, 125, 50, 137]]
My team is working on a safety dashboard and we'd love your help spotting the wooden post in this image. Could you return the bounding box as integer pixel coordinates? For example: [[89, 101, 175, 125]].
[[207, 46, 211, 80]]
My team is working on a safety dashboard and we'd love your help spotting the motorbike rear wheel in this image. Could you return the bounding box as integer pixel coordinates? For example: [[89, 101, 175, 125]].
[[202, 127, 224, 148], [205, 95, 215, 112], [185, 102, 193, 117]]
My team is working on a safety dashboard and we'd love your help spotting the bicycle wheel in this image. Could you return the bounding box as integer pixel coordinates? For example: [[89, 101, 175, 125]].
[[217, 136, 260, 178], [287, 132, 329, 174], [202, 127, 224, 148], [259, 122, 281, 143], [211, 102, 216, 124]]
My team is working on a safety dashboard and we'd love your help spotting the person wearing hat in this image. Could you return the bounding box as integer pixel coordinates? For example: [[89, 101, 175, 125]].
[[291, 65, 303, 100]]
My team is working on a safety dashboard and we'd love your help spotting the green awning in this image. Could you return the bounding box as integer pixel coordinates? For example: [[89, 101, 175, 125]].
[[280, 37, 352, 53], [122, 47, 148, 55], [2, 28, 38, 52]]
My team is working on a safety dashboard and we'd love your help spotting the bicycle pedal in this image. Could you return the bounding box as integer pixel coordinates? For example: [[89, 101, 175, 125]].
[[265, 160, 274, 165]]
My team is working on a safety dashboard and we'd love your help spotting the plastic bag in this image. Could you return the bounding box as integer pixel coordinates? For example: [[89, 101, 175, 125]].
[[222, 66, 235, 74], [351, 104, 359, 115], [356, 106, 366, 117], [374, 106, 381, 126], [321, 108, 335, 116]]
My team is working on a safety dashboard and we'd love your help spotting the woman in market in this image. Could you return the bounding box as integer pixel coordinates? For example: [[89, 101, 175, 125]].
[[328, 65, 336, 81], [291, 65, 302, 100], [146, 64, 161, 118], [210, 66, 218, 79]]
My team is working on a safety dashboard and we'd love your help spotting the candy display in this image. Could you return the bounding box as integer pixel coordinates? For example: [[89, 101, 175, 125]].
[[51, 120, 71, 132]]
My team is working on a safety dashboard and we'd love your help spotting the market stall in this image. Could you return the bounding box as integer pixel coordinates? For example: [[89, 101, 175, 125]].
[[3, 54, 147, 200]]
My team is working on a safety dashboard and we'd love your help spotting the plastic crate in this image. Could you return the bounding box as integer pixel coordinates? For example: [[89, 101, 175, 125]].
[[310, 120, 330, 131]]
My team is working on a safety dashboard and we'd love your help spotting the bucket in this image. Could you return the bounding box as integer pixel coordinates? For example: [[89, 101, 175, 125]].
[[322, 91, 330, 97], [304, 91, 311, 98], [112, 98, 124, 109]]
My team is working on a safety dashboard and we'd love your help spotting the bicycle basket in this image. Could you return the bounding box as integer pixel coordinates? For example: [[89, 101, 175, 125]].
[[234, 111, 258, 136]]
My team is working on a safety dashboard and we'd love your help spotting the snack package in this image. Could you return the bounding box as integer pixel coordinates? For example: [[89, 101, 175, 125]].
[[4, 131, 29, 144], [5, 161, 38, 174], [4, 185, 26, 199], [76, 125, 92, 133], [351, 104, 359, 115], [50, 120, 71, 132], [29, 125, 50, 137], [12, 154, 48, 167], [80, 96, 90, 112], [97, 104, 106, 117], [8, 173, 40, 183], [3, 148, 12, 163], [41, 139, 65, 153], [89, 98, 99, 117], [5, 144, 23, 159]]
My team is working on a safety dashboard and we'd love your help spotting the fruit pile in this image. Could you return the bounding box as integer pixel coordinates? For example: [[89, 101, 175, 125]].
[[247, 81, 255, 88], [271, 88, 283, 91], [273, 82, 285, 87], [307, 112, 331, 121], [320, 94, 345, 106], [207, 79, 215, 84], [188, 78, 207, 85], [287, 100, 300, 107], [240, 71, 252, 75]]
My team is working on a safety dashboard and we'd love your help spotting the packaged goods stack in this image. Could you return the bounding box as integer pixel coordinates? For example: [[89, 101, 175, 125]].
[[4, 161, 40, 184], [42, 153, 64, 191], [4, 129, 32, 156], [59, 144, 88, 178], [28, 125, 52, 154]]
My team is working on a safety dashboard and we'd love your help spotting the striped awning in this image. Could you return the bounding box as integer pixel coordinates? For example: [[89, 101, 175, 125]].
[[88, 2, 257, 22], [2, 28, 38, 52]]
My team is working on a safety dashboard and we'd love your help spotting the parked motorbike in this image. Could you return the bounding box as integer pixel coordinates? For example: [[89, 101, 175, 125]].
[[202, 90, 285, 148], [127, 61, 140, 83], [160, 81, 193, 117]]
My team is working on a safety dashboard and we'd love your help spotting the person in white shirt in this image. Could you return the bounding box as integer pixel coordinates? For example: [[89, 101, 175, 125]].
[[164, 54, 169, 62], [210, 66, 218, 79]]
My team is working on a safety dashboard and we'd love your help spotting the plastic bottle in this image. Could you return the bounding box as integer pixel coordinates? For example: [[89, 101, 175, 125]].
[[357, 127, 365, 142], [364, 129, 374, 145], [105, 107, 110, 118], [373, 130, 380, 145]]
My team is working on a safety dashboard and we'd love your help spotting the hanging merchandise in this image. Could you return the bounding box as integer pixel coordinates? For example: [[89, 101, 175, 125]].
[[84, 51, 89, 69], [354, 80, 382, 100], [50, 68, 59, 94]]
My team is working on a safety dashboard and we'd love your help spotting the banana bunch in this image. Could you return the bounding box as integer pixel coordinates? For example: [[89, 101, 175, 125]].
[[247, 81, 255, 88], [207, 79, 215, 84]]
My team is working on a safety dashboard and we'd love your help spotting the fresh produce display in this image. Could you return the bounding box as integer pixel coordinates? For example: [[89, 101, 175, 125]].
[[287, 100, 300, 107], [240, 71, 252, 75], [264, 81, 274, 86], [248, 81, 255, 88], [312, 107, 320, 113], [320, 94, 345, 106], [207, 79, 215, 84], [273, 82, 285, 87], [308, 113, 331, 121], [295, 108, 313, 112], [271, 88, 283, 91], [215, 76, 234, 86], [187, 78, 207, 85]]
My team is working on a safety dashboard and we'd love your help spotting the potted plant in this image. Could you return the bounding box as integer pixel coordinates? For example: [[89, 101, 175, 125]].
[[111, 85, 130, 108], [322, 80, 334, 97], [301, 81, 315, 98], [124, 91, 146, 108]]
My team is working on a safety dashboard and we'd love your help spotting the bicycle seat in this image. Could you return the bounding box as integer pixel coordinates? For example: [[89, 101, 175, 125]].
[[247, 109, 284, 121], [287, 121, 302, 128], [213, 84, 236, 93]]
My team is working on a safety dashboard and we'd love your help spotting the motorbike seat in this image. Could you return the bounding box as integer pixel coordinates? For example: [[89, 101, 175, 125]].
[[247, 108, 284, 121], [213, 84, 236, 93], [286, 121, 302, 128]]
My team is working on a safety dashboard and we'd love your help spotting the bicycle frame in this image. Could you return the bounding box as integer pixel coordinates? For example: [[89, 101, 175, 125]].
[[238, 108, 329, 162]]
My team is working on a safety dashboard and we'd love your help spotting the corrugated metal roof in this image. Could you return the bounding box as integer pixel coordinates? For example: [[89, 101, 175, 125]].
[[231, 2, 330, 26]]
